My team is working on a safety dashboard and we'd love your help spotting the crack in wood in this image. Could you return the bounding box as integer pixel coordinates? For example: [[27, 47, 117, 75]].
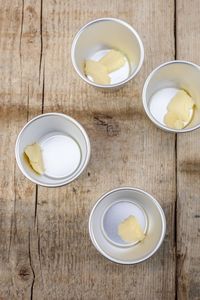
[[27, 84, 29, 122], [34, 185, 38, 226], [19, 0, 24, 97], [8, 164, 17, 261], [8, 217, 13, 261], [174, 0, 177, 59], [37, 232, 45, 290], [39, 0, 43, 83], [42, 62, 45, 114], [19, 0, 24, 67], [174, 2, 178, 299], [28, 231, 35, 300]]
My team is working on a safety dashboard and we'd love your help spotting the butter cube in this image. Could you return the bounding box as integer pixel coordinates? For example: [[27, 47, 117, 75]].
[[164, 90, 195, 129], [24, 143, 44, 175], [100, 49, 126, 73], [118, 215, 145, 243], [84, 60, 110, 85]]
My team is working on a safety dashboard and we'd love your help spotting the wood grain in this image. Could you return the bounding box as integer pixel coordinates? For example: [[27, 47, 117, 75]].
[[176, 1, 200, 299], [0, 0, 177, 299], [0, 0, 43, 299]]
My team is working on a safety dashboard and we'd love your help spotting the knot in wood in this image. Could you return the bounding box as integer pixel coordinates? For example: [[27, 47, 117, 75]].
[[18, 265, 32, 281], [94, 114, 120, 137]]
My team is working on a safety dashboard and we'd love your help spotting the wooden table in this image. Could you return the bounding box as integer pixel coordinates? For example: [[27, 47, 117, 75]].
[[0, 1, 199, 299]]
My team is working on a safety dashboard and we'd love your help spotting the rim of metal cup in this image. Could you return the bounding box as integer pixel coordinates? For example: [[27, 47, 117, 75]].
[[89, 187, 166, 264], [142, 60, 200, 133], [71, 17, 144, 88], [15, 113, 91, 187]]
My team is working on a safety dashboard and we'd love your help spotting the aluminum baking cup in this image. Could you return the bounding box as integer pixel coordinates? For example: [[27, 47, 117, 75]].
[[142, 60, 200, 133], [15, 113, 91, 187], [71, 18, 144, 89], [89, 187, 166, 264]]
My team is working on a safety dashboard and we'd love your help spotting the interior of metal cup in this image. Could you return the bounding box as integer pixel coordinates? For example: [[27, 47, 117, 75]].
[[144, 61, 200, 130], [72, 19, 143, 85], [15, 114, 89, 187], [101, 200, 148, 247]]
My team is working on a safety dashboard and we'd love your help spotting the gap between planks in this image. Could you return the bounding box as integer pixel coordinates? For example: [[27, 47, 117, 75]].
[[174, 0, 178, 299]]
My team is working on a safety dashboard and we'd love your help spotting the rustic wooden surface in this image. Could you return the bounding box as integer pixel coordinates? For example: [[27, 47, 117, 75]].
[[0, 0, 199, 299], [176, 1, 200, 299]]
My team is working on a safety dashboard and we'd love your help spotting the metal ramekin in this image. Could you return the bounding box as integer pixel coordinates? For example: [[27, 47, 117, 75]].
[[15, 113, 91, 187], [89, 187, 166, 264], [142, 60, 200, 133], [71, 18, 144, 89]]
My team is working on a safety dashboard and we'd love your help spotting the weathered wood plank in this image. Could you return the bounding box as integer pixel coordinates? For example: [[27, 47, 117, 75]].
[[0, 0, 43, 299], [176, 1, 200, 299], [35, 1, 175, 299]]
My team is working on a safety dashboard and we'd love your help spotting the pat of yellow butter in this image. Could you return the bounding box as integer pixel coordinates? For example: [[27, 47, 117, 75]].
[[84, 60, 111, 85], [24, 143, 44, 175], [118, 215, 145, 243], [99, 49, 126, 73], [164, 90, 195, 129]]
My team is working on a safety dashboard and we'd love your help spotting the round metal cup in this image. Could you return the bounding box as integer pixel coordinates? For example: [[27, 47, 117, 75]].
[[15, 113, 91, 187], [142, 60, 200, 133], [71, 18, 144, 89], [89, 187, 166, 264]]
